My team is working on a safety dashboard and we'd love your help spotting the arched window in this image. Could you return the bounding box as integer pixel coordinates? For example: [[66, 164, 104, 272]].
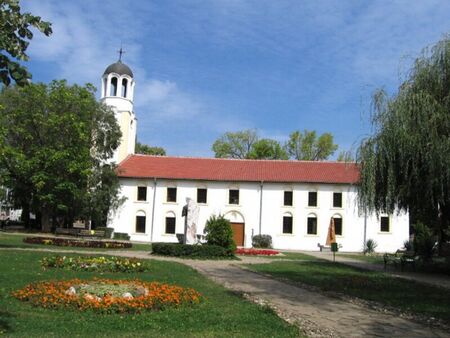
[[135, 210, 146, 233], [165, 211, 176, 234], [307, 213, 317, 235], [103, 78, 107, 97], [332, 214, 343, 236], [110, 77, 118, 96], [121, 78, 128, 98], [282, 212, 293, 234]]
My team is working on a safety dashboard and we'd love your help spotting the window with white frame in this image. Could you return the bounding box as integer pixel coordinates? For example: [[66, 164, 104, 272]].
[[308, 191, 317, 207], [380, 216, 390, 232], [167, 187, 177, 202], [197, 188, 207, 204], [165, 213, 176, 234], [135, 211, 146, 233], [282, 214, 293, 234], [333, 215, 343, 236], [137, 186, 147, 201], [284, 191, 293, 206], [307, 215, 317, 235], [229, 189, 239, 205], [333, 192, 342, 208]]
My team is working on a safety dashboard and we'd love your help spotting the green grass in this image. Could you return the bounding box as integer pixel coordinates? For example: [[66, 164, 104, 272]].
[[0, 232, 151, 252], [337, 253, 385, 265], [274, 252, 320, 260], [247, 260, 450, 324], [0, 250, 298, 337]]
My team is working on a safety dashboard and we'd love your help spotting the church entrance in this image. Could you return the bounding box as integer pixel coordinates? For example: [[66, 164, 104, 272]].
[[230, 222, 245, 247]]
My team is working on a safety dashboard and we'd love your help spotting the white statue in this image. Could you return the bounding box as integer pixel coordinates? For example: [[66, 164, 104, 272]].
[[183, 198, 199, 244]]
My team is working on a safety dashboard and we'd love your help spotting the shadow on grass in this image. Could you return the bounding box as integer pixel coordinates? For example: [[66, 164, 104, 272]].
[[0, 310, 15, 334]]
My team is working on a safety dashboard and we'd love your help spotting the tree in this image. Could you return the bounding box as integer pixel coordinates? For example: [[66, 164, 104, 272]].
[[135, 142, 166, 156], [357, 37, 450, 250], [286, 130, 338, 160], [0, 80, 122, 231], [0, 0, 52, 86], [203, 214, 236, 254], [248, 138, 288, 160], [212, 129, 258, 159], [337, 150, 355, 162]]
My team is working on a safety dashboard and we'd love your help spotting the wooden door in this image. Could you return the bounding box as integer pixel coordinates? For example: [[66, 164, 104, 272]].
[[230, 222, 245, 247]]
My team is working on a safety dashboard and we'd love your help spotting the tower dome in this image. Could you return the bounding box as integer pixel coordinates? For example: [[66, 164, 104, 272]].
[[103, 60, 133, 78]]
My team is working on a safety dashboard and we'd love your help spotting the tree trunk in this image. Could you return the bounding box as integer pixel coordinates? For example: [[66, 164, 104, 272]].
[[21, 202, 30, 229], [41, 209, 52, 233]]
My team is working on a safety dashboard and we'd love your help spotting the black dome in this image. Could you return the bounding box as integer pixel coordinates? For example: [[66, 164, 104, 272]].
[[103, 61, 133, 77]]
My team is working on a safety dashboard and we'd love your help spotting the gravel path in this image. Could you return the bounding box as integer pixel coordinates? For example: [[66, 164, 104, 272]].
[[2, 247, 449, 337]]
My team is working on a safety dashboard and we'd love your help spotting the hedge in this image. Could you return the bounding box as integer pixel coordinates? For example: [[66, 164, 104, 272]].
[[152, 243, 235, 258]]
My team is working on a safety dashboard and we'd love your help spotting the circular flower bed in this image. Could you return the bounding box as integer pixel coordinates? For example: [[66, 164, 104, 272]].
[[12, 278, 202, 313], [41, 255, 148, 273], [23, 237, 132, 249], [236, 248, 280, 256]]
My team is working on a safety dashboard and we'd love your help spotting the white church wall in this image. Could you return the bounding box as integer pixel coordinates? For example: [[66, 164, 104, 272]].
[[110, 178, 410, 252]]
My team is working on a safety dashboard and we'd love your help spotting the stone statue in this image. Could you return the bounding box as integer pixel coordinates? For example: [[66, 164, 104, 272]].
[[182, 197, 199, 244]]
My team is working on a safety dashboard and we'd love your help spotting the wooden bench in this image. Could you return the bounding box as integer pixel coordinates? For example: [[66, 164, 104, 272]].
[[78, 229, 105, 239], [384, 250, 419, 272], [55, 228, 79, 236]]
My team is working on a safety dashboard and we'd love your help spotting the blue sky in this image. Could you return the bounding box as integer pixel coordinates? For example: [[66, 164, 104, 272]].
[[21, 0, 450, 158]]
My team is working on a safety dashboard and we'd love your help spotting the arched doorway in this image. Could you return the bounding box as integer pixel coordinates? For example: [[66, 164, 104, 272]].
[[224, 210, 245, 247]]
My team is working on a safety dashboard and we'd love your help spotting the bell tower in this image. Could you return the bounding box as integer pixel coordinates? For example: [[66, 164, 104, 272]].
[[101, 49, 137, 163]]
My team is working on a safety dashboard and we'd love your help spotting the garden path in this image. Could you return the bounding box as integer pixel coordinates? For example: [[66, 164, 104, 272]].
[[2, 247, 449, 338]]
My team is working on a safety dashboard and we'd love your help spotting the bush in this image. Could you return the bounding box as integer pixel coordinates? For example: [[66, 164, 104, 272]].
[[413, 222, 436, 260], [152, 243, 235, 258], [203, 215, 236, 253], [403, 239, 414, 251], [97, 227, 114, 239], [363, 239, 377, 254], [252, 234, 272, 248], [113, 232, 130, 241]]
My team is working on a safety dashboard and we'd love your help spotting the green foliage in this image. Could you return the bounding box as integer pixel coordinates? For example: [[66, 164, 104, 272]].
[[113, 232, 130, 241], [0, 80, 122, 230], [413, 223, 436, 260], [96, 226, 114, 239], [203, 214, 236, 253], [286, 130, 338, 160], [337, 150, 355, 162], [0, 0, 52, 86], [403, 239, 414, 252], [252, 234, 273, 248], [135, 142, 166, 156], [41, 255, 148, 272], [363, 239, 378, 255], [212, 129, 259, 159], [152, 242, 235, 258], [23, 236, 132, 249], [249, 138, 288, 160], [357, 37, 450, 246]]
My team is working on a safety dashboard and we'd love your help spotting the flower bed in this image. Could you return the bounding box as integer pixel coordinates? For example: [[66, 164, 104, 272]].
[[23, 237, 132, 249], [12, 278, 202, 313], [41, 255, 148, 273], [236, 248, 280, 256]]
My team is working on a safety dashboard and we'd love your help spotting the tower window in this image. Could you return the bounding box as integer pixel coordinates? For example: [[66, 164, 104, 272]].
[[121, 78, 128, 98], [110, 77, 118, 96]]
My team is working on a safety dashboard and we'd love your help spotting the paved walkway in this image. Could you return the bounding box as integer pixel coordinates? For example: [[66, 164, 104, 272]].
[[2, 247, 449, 337]]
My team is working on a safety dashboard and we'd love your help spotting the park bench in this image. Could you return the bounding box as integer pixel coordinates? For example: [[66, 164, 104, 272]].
[[55, 228, 79, 236], [78, 229, 105, 239], [384, 250, 419, 272]]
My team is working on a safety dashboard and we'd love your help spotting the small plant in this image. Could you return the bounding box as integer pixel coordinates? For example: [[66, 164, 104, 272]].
[[363, 239, 377, 255], [203, 215, 236, 254], [252, 234, 272, 248]]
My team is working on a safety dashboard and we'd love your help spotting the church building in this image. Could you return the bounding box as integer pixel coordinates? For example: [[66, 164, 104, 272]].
[[102, 59, 409, 253]]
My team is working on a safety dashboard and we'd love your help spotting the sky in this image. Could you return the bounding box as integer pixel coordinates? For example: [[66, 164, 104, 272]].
[[21, 0, 450, 158]]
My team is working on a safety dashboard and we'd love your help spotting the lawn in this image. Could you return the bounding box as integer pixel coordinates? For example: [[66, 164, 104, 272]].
[[337, 253, 384, 265], [247, 260, 450, 325], [0, 250, 298, 337], [0, 232, 151, 251]]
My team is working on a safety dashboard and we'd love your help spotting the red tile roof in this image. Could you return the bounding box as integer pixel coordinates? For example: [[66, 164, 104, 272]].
[[117, 155, 360, 184]]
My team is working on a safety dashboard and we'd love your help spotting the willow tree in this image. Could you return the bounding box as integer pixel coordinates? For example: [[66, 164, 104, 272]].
[[357, 37, 450, 247]]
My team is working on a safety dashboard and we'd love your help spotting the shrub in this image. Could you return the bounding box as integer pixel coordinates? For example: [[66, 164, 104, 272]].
[[113, 232, 130, 241], [152, 243, 235, 258], [403, 239, 414, 251], [203, 215, 236, 254], [363, 239, 377, 255], [96, 227, 114, 239], [413, 222, 436, 260], [252, 234, 272, 248]]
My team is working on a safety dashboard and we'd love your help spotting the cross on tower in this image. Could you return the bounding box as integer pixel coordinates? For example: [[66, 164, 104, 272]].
[[117, 47, 125, 62]]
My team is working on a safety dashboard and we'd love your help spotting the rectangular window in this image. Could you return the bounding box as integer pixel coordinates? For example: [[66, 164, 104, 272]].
[[229, 189, 239, 205], [334, 218, 343, 236], [135, 215, 146, 233], [165, 217, 176, 234], [307, 217, 317, 235], [167, 187, 177, 202], [137, 186, 147, 201], [283, 216, 293, 234], [284, 191, 293, 206], [308, 192, 317, 207], [333, 192, 342, 208], [380, 216, 390, 232], [197, 188, 207, 204]]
